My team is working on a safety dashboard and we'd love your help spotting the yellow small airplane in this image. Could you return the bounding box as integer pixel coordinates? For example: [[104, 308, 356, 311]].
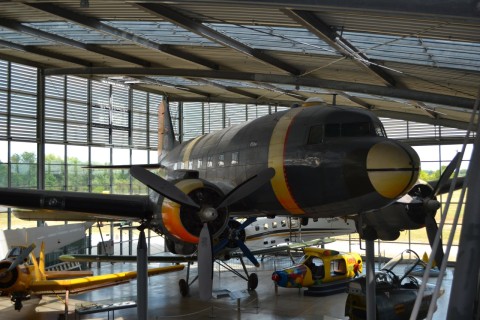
[[0, 242, 184, 311], [272, 247, 362, 296]]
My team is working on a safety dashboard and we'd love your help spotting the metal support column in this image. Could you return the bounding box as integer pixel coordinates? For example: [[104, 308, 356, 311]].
[[137, 229, 148, 320], [366, 239, 376, 320]]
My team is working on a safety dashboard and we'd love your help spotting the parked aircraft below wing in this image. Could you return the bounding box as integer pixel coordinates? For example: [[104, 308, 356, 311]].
[[0, 242, 184, 311], [272, 248, 362, 296], [0, 222, 92, 259], [244, 216, 355, 250]]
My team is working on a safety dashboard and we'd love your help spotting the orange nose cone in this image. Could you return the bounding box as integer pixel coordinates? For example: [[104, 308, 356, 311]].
[[367, 141, 420, 199]]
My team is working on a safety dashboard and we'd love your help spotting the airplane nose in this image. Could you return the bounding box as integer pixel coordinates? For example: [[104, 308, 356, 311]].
[[366, 140, 420, 199]]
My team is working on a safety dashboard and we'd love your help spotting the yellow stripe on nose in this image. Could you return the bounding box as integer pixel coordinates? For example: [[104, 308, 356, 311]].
[[268, 108, 305, 214]]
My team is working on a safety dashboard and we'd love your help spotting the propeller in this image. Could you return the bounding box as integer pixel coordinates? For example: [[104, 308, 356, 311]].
[[130, 166, 200, 209], [408, 152, 461, 266], [198, 223, 213, 300], [7, 244, 36, 272], [130, 166, 275, 299], [213, 217, 259, 267]]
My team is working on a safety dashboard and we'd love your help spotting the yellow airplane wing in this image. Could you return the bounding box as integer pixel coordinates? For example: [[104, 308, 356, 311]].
[[29, 264, 184, 294]]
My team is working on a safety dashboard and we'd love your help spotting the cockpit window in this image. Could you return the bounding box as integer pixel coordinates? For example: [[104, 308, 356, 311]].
[[308, 122, 383, 143], [307, 125, 324, 144], [341, 122, 373, 137]]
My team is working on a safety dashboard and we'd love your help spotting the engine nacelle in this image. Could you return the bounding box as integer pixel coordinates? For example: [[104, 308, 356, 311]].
[[0, 261, 31, 293], [159, 178, 229, 245], [356, 181, 434, 241]]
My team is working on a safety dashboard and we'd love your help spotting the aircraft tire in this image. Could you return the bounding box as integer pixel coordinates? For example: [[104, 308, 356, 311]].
[[179, 279, 189, 297], [248, 273, 258, 290]]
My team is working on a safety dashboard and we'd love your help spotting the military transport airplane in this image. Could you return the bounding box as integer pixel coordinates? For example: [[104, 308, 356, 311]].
[[0, 242, 183, 311], [0, 99, 457, 299]]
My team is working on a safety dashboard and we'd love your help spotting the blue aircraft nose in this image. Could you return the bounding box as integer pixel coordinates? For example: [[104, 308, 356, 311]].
[[366, 140, 420, 199]]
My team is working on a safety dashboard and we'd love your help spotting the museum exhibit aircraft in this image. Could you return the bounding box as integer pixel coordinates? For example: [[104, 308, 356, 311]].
[[272, 247, 362, 296], [0, 99, 460, 299], [0, 242, 184, 311], [59, 217, 338, 297], [0, 222, 92, 259]]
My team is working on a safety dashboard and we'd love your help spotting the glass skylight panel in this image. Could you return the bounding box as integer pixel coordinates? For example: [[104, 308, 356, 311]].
[[0, 28, 53, 46], [344, 32, 480, 72], [105, 21, 219, 47], [206, 23, 337, 55], [150, 76, 199, 86], [26, 22, 127, 44]]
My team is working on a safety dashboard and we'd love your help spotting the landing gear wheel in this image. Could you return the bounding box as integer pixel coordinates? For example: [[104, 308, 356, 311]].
[[247, 273, 258, 290], [179, 279, 189, 297]]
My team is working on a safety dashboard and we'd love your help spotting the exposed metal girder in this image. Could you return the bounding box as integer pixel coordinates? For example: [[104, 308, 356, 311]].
[[0, 39, 92, 67], [254, 82, 306, 101], [134, 76, 211, 98], [26, 2, 218, 70], [373, 109, 473, 131], [0, 18, 151, 67], [0, 52, 49, 69], [191, 78, 261, 99], [177, 0, 480, 19], [165, 95, 295, 106], [332, 91, 374, 109], [44, 67, 477, 111], [283, 9, 396, 87], [135, 3, 302, 75]]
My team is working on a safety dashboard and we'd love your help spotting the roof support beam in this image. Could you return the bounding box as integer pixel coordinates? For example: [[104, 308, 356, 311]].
[[254, 82, 307, 101], [26, 3, 218, 70], [44, 67, 477, 110], [283, 9, 396, 87], [0, 18, 151, 67], [135, 77, 212, 98], [0, 39, 92, 67], [185, 0, 480, 19], [135, 3, 302, 75], [191, 78, 261, 100]]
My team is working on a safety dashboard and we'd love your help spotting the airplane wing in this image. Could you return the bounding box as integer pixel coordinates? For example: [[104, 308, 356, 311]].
[[60, 253, 197, 264], [242, 238, 335, 256], [28, 264, 184, 295], [0, 187, 152, 221], [59, 238, 335, 263]]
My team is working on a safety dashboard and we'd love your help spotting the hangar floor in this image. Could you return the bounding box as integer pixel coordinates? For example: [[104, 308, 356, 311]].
[[0, 255, 452, 320]]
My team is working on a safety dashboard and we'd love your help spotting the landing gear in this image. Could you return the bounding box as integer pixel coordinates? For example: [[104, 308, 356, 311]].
[[248, 273, 258, 290], [179, 279, 189, 297], [178, 256, 260, 296], [11, 292, 30, 311]]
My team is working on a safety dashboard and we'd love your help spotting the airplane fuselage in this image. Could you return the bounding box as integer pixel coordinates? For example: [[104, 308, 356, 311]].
[[160, 105, 420, 219]]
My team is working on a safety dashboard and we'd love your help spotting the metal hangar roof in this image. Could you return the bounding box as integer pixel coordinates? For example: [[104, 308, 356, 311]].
[[0, 0, 479, 129]]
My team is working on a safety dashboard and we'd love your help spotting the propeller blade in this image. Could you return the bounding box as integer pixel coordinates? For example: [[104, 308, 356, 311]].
[[236, 240, 260, 267], [7, 243, 36, 272], [198, 223, 213, 301], [212, 238, 230, 256], [217, 168, 275, 209], [396, 194, 422, 205], [425, 215, 445, 267], [432, 152, 461, 197], [130, 166, 199, 209]]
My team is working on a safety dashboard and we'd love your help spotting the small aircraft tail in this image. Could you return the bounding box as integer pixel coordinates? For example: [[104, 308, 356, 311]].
[[158, 99, 177, 162], [30, 242, 47, 280]]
